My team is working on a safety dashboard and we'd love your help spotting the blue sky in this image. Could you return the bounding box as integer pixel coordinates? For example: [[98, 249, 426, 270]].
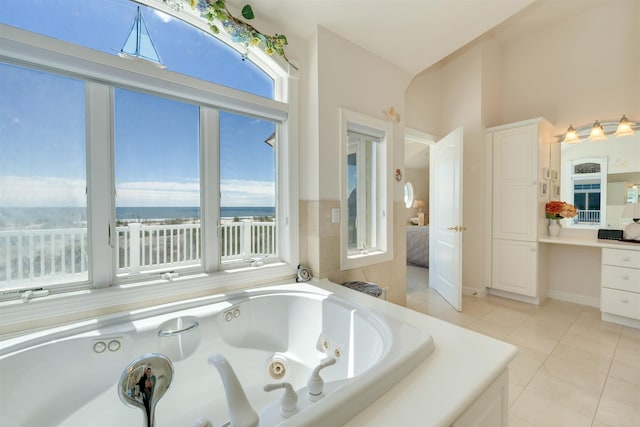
[[0, 0, 276, 208]]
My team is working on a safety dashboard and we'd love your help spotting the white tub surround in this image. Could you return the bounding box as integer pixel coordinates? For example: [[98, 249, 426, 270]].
[[0, 280, 517, 426]]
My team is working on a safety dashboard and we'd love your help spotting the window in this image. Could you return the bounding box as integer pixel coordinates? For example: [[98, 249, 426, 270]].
[[0, 63, 88, 292], [563, 157, 607, 228], [0, 0, 295, 300], [347, 131, 379, 253], [114, 88, 201, 276], [1, 0, 275, 98], [219, 112, 277, 265], [340, 109, 393, 270]]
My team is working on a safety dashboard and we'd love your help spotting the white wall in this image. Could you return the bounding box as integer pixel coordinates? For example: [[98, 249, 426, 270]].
[[299, 26, 414, 304], [405, 0, 640, 300]]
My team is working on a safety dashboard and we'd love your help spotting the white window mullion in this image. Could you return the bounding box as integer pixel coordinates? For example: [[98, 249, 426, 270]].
[[201, 107, 220, 272], [86, 82, 114, 287]]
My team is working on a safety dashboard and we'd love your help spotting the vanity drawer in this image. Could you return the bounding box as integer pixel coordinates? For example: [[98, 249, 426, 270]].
[[601, 265, 640, 293], [602, 248, 640, 269], [601, 288, 640, 320]]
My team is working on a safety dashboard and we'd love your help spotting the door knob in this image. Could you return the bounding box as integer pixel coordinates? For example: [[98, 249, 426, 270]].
[[447, 225, 467, 232]]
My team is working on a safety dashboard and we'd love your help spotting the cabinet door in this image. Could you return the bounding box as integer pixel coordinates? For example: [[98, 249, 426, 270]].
[[492, 125, 538, 241], [492, 239, 537, 297]]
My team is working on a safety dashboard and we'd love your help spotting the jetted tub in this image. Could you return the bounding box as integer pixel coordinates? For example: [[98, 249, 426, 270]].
[[0, 282, 435, 427]]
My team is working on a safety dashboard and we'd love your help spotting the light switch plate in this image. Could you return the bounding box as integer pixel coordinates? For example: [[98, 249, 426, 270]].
[[332, 208, 340, 223]]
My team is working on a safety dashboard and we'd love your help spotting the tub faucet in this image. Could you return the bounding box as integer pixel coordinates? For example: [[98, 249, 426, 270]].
[[208, 353, 259, 427], [307, 358, 336, 401], [118, 353, 174, 427]]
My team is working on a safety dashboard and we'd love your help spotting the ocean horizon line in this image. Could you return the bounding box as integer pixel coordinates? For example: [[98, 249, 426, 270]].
[[0, 206, 276, 227]]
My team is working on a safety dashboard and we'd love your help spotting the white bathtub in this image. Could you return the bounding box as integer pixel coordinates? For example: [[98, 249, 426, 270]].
[[0, 282, 434, 427]]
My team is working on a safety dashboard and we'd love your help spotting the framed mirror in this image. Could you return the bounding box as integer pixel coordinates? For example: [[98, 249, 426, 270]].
[[559, 130, 640, 229]]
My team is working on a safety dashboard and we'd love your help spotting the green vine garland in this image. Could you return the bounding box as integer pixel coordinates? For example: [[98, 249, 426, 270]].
[[185, 0, 297, 70]]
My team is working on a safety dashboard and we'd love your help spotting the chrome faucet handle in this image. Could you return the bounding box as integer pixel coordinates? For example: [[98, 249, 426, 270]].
[[118, 353, 174, 427], [307, 358, 336, 401], [264, 382, 298, 418]]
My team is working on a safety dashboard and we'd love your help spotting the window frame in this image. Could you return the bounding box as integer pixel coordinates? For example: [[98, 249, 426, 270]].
[[0, 23, 298, 316], [339, 108, 393, 270]]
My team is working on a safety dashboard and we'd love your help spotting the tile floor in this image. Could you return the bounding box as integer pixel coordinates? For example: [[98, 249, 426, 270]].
[[405, 265, 640, 427]]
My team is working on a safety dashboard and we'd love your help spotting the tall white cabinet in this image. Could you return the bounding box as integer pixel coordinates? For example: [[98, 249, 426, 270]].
[[486, 118, 554, 304]]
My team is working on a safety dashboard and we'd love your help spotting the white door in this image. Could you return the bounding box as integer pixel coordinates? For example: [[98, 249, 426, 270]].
[[429, 127, 464, 311]]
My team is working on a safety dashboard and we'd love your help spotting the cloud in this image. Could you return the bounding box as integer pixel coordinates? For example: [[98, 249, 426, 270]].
[[221, 179, 275, 207], [0, 176, 85, 207], [1, 176, 275, 207], [116, 181, 200, 207], [153, 10, 173, 23]]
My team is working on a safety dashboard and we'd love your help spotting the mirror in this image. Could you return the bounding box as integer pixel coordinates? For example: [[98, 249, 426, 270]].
[[558, 131, 640, 229], [404, 182, 415, 208]]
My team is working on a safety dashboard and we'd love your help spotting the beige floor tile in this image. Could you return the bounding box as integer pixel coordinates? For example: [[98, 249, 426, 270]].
[[506, 328, 559, 355], [621, 325, 640, 340], [467, 318, 518, 340], [481, 306, 532, 326], [560, 331, 618, 360], [614, 335, 640, 365], [609, 357, 640, 387], [538, 299, 586, 318], [509, 345, 548, 388], [538, 356, 607, 394], [433, 309, 478, 327], [526, 363, 602, 418], [567, 321, 621, 345], [550, 343, 612, 374], [594, 377, 640, 427], [511, 389, 593, 427], [508, 413, 536, 427], [404, 273, 640, 427], [516, 317, 572, 341], [509, 382, 524, 407]]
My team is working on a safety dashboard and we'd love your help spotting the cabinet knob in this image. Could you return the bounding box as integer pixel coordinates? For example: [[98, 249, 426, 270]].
[[622, 257, 631, 262], [621, 275, 629, 280], [621, 298, 629, 304]]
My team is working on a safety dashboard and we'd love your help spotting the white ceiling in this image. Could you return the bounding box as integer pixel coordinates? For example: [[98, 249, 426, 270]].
[[228, 0, 538, 75], [227, 0, 607, 170]]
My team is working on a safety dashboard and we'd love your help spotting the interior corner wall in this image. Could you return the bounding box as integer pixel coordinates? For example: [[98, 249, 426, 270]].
[[299, 29, 321, 271], [499, 0, 640, 126], [405, 64, 443, 137], [300, 26, 413, 305]]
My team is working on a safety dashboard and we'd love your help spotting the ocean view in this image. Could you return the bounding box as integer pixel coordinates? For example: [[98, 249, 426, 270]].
[[0, 206, 275, 229]]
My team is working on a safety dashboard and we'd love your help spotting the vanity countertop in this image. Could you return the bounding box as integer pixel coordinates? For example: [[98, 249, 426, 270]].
[[539, 235, 640, 251]]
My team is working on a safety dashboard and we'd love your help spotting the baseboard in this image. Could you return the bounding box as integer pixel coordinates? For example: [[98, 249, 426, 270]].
[[488, 288, 544, 305], [463, 286, 489, 297], [602, 312, 640, 329], [548, 290, 600, 308]]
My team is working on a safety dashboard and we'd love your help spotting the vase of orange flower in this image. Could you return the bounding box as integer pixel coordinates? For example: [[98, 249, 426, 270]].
[[545, 201, 578, 237]]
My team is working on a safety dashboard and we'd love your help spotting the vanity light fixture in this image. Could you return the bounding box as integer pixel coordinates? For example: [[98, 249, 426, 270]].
[[557, 115, 638, 143], [589, 120, 606, 141], [614, 114, 635, 137], [563, 124, 579, 143]]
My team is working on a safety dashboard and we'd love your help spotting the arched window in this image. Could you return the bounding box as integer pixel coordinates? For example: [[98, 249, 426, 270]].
[[0, 0, 297, 301], [2, 0, 277, 98]]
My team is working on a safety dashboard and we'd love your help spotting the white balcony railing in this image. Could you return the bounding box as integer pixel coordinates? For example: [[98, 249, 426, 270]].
[[574, 209, 600, 224], [1, 220, 276, 285]]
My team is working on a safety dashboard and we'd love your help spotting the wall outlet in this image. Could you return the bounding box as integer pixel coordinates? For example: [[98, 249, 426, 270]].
[[331, 208, 340, 223]]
